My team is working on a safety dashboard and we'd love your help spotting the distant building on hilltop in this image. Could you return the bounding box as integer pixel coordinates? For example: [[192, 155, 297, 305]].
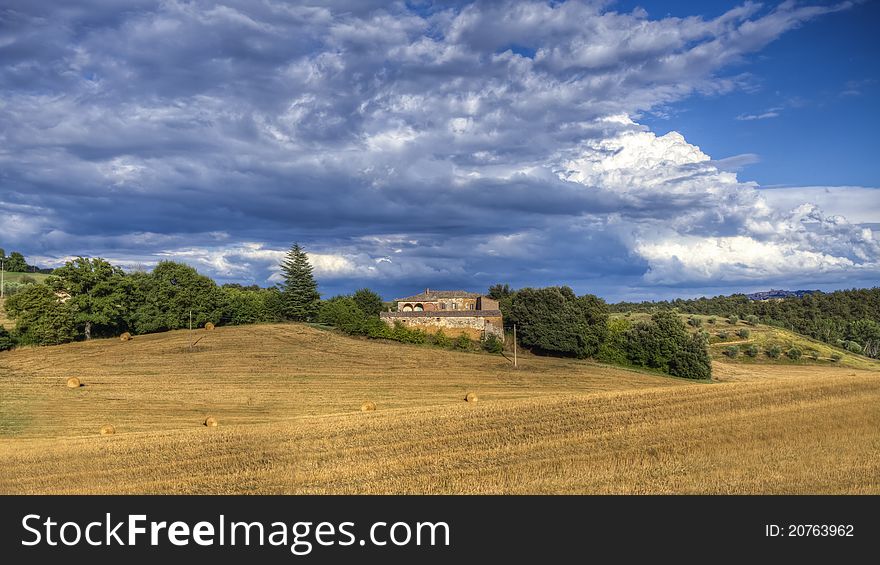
[[380, 288, 504, 341], [747, 289, 820, 301]]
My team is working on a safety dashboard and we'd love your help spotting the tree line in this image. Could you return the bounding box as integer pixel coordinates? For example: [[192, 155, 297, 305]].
[[488, 285, 711, 379], [609, 288, 880, 358], [2, 246, 713, 379]]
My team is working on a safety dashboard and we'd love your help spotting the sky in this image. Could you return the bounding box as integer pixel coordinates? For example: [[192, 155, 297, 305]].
[[1, 0, 878, 302]]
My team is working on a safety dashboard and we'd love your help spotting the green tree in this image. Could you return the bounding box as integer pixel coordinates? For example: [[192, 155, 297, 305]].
[[4, 251, 28, 272], [668, 333, 712, 380], [786, 347, 802, 360], [351, 288, 384, 317], [598, 317, 631, 365], [4, 284, 77, 345], [737, 328, 751, 339], [766, 344, 781, 359], [51, 257, 129, 339], [724, 345, 739, 358], [318, 296, 368, 334], [508, 287, 608, 359], [127, 262, 223, 334], [0, 325, 15, 351], [745, 344, 759, 357], [279, 243, 320, 321]]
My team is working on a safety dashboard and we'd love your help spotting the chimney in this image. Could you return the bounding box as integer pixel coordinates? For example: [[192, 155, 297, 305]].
[[425, 287, 429, 295]]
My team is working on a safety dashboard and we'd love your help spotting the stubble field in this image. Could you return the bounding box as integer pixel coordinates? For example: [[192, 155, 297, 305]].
[[1, 323, 878, 494]]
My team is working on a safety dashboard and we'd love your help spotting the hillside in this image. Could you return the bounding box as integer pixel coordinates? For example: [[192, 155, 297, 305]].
[[1, 271, 51, 284], [612, 312, 880, 370], [1, 323, 878, 494]]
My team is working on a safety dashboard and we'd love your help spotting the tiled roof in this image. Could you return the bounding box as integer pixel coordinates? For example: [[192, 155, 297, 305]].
[[381, 310, 502, 318], [395, 290, 482, 302]]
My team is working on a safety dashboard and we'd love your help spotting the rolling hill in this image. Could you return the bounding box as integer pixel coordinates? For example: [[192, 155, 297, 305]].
[[1, 323, 878, 494]]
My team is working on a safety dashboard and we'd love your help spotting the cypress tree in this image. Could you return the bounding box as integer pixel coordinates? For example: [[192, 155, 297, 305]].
[[279, 243, 320, 321]]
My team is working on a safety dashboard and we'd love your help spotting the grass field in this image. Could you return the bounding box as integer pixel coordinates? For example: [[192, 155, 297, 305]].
[[1, 323, 878, 494]]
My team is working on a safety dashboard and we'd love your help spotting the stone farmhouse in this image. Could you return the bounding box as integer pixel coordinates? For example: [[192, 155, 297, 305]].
[[380, 289, 504, 341]]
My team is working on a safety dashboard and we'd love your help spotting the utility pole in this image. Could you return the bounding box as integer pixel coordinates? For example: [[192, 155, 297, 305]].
[[189, 309, 193, 350], [0, 259, 4, 299], [513, 324, 517, 368]]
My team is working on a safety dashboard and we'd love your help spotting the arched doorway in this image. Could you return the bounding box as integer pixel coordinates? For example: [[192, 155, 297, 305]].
[[402, 304, 413, 312], [414, 303, 424, 311]]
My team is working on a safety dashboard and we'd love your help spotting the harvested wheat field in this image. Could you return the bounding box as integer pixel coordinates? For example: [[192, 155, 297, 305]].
[[1, 323, 878, 494]]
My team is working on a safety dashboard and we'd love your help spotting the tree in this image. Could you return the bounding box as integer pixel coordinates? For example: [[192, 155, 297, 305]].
[[5, 252, 28, 272], [127, 262, 223, 334], [351, 288, 384, 317], [279, 243, 320, 321], [669, 333, 712, 380], [507, 287, 608, 359], [318, 296, 368, 334], [0, 325, 15, 351], [4, 284, 77, 345], [51, 257, 129, 340], [488, 283, 513, 300]]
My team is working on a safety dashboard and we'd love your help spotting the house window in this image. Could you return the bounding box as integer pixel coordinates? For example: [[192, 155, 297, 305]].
[[440, 303, 446, 310]]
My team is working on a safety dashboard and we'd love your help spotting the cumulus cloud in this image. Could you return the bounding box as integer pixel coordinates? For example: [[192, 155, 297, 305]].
[[0, 0, 876, 299]]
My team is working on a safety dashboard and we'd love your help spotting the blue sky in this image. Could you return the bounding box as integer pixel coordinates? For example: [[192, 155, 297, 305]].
[[0, 1, 878, 301]]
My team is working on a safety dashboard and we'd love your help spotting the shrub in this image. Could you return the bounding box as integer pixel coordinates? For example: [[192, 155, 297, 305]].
[[597, 317, 630, 365], [786, 347, 802, 360], [727, 315, 739, 325], [716, 331, 728, 340], [766, 345, 781, 359], [432, 329, 452, 348], [745, 344, 759, 357], [687, 317, 702, 328], [318, 296, 369, 334], [845, 341, 863, 354], [745, 315, 760, 326], [808, 350, 820, 360], [482, 333, 503, 354], [737, 328, 751, 339], [668, 333, 712, 380], [830, 352, 842, 362], [707, 317, 716, 325], [724, 345, 739, 358], [454, 333, 473, 350], [0, 325, 15, 351]]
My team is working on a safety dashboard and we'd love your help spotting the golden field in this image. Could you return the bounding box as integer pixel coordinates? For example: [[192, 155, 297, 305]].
[[1, 323, 878, 494]]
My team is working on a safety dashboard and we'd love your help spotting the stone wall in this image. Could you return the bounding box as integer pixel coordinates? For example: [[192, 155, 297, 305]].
[[380, 310, 504, 341]]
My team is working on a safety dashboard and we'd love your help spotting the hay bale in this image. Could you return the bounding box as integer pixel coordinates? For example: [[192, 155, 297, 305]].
[[100, 424, 115, 435], [204, 416, 218, 427], [465, 392, 478, 403], [361, 401, 376, 412], [119, 332, 132, 341], [204, 322, 215, 331], [66, 376, 81, 388]]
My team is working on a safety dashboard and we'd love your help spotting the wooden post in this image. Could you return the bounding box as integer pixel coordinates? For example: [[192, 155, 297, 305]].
[[189, 309, 193, 350], [513, 324, 517, 368]]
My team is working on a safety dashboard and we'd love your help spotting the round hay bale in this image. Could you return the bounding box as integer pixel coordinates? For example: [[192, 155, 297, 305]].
[[361, 401, 376, 412], [204, 416, 218, 427], [66, 376, 81, 388], [465, 392, 478, 403], [100, 424, 115, 435], [119, 332, 132, 341], [204, 322, 215, 331]]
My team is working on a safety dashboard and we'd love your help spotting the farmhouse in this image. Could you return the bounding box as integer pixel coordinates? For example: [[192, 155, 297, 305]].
[[380, 289, 504, 341]]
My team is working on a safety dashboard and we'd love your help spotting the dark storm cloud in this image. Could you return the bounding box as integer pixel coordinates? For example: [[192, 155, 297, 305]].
[[0, 0, 875, 300]]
